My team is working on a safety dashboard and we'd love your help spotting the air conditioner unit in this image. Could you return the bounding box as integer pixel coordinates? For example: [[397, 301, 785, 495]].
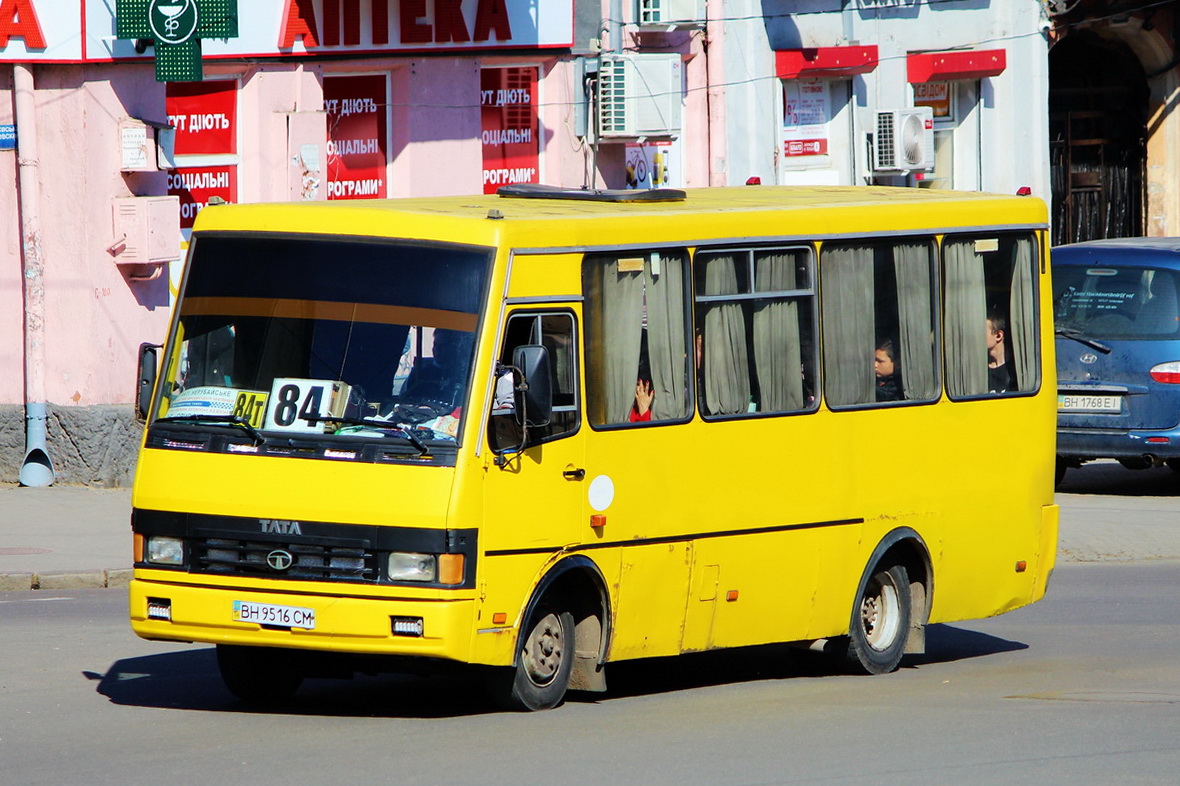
[[597, 53, 683, 139], [637, 0, 705, 28], [874, 107, 934, 171]]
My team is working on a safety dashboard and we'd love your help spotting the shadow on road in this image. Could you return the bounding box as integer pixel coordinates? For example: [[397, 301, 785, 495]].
[[1058, 460, 1180, 497], [86, 622, 1026, 716]]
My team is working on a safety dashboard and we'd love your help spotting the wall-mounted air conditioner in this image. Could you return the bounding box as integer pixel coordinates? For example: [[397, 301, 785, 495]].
[[597, 53, 683, 139], [637, 0, 705, 29], [873, 107, 934, 171]]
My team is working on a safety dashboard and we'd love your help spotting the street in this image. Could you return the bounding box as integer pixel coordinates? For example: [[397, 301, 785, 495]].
[[3, 558, 1179, 784]]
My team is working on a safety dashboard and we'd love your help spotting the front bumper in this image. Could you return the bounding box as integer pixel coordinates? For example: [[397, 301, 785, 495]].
[[129, 574, 477, 662]]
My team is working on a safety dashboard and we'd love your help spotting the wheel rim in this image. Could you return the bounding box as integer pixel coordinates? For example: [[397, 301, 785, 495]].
[[860, 572, 902, 651], [521, 612, 565, 687]]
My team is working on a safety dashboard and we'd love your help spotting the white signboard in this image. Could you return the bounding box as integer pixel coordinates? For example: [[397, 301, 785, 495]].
[[1, 0, 575, 62], [782, 80, 830, 158]]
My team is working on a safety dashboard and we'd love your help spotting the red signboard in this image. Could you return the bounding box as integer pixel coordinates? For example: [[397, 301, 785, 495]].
[[167, 165, 238, 229], [166, 81, 237, 156], [325, 74, 388, 199], [481, 66, 538, 194]]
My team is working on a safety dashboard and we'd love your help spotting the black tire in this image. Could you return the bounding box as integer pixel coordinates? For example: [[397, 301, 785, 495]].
[[1166, 458, 1180, 473], [216, 644, 303, 705], [845, 563, 911, 675], [488, 604, 574, 711], [1055, 457, 1068, 487]]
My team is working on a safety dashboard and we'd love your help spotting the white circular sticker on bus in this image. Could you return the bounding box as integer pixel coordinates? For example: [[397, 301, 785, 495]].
[[588, 475, 615, 512]]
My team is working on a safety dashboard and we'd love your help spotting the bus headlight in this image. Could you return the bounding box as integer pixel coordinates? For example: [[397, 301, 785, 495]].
[[387, 552, 436, 582], [145, 536, 184, 566]]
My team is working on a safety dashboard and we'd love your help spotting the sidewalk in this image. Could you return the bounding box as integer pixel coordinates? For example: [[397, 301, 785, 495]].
[[3, 467, 1180, 590], [0, 485, 132, 591]]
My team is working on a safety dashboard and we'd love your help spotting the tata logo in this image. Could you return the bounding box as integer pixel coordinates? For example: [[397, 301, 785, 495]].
[[266, 549, 294, 571], [1080, 353, 1099, 364], [259, 519, 302, 535]]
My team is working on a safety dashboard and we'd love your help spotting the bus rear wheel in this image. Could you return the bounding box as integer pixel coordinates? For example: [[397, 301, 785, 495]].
[[488, 604, 574, 711], [216, 644, 303, 705], [845, 563, 910, 675]]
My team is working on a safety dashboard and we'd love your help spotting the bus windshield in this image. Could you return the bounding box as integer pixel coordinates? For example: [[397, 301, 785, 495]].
[[155, 233, 492, 445]]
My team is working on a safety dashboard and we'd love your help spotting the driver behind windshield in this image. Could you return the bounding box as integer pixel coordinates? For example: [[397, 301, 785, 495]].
[[400, 328, 475, 411]]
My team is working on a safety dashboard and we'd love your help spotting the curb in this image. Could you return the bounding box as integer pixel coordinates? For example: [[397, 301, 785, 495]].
[[0, 568, 132, 592]]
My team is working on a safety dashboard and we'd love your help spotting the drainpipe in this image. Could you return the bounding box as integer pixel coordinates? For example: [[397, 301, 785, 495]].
[[14, 62, 54, 487]]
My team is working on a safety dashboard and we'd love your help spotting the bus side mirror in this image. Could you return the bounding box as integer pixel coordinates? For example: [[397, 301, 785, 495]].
[[136, 342, 161, 421], [512, 344, 552, 428]]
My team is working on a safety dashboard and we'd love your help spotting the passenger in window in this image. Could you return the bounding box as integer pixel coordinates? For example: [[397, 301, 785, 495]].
[[630, 376, 655, 422], [874, 339, 903, 402], [986, 313, 1013, 393]]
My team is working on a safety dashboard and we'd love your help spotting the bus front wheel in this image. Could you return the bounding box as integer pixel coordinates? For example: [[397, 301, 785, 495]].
[[216, 644, 303, 705], [845, 563, 911, 675], [488, 603, 574, 711]]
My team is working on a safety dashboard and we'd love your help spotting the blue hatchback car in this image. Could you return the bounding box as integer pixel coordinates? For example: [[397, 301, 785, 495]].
[[1053, 238, 1180, 483]]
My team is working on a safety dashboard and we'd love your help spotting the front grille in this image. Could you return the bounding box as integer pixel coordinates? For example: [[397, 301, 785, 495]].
[[192, 537, 378, 583]]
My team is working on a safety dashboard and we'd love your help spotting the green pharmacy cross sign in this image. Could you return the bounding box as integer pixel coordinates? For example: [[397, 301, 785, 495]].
[[116, 0, 238, 82]]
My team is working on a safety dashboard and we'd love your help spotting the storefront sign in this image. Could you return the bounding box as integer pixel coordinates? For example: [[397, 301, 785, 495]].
[[115, 0, 239, 81], [1, 1, 573, 62], [166, 80, 237, 154], [480, 66, 538, 194], [167, 164, 237, 228], [782, 79, 829, 158], [325, 75, 388, 199], [914, 81, 952, 118]]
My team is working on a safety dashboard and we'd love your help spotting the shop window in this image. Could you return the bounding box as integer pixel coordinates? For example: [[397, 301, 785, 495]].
[[821, 239, 939, 407], [583, 251, 692, 426], [943, 233, 1039, 397], [694, 247, 817, 417]]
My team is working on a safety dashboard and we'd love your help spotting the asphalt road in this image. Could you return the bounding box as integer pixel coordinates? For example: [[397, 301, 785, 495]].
[[2, 559, 1178, 786]]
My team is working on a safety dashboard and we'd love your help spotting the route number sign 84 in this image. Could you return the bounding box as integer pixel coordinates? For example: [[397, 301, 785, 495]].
[[264, 378, 339, 434]]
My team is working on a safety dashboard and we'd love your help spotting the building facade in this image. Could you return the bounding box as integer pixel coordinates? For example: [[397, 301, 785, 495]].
[[1, 0, 1093, 485]]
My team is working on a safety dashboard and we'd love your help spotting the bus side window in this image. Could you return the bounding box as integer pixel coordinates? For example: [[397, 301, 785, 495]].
[[944, 233, 1039, 398], [694, 247, 817, 417], [488, 311, 579, 452], [582, 251, 692, 426], [821, 239, 939, 407]]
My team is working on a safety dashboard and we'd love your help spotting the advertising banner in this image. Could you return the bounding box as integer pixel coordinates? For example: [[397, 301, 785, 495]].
[[167, 165, 238, 228], [480, 66, 538, 194], [166, 80, 238, 155], [325, 74, 388, 200]]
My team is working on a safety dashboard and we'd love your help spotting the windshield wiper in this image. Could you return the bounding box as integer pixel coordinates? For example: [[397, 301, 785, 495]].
[[155, 415, 267, 446], [302, 415, 431, 456], [1055, 327, 1112, 354]]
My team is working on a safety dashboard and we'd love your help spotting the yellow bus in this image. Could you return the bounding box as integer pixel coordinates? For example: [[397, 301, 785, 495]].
[[130, 184, 1058, 710]]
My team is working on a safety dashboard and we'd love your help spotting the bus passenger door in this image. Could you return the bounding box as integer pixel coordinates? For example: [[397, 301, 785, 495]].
[[480, 311, 586, 612]]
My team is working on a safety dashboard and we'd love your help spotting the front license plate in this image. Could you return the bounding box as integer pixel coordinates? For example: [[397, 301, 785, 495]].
[[232, 600, 316, 630], [1058, 394, 1122, 413]]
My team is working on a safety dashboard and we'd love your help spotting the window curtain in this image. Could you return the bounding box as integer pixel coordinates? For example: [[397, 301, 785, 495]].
[[599, 259, 645, 422], [821, 244, 875, 406], [753, 250, 803, 411], [1009, 237, 1037, 392], [702, 255, 751, 415], [645, 253, 689, 420], [893, 243, 937, 400], [944, 240, 988, 397]]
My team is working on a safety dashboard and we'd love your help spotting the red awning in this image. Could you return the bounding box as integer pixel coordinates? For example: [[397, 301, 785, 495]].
[[775, 46, 879, 80], [907, 49, 1007, 83]]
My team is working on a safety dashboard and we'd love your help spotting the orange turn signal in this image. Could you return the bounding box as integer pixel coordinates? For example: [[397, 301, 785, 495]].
[[133, 533, 144, 563], [492, 612, 507, 625], [438, 554, 465, 585], [726, 590, 739, 602], [590, 514, 606, 528]]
